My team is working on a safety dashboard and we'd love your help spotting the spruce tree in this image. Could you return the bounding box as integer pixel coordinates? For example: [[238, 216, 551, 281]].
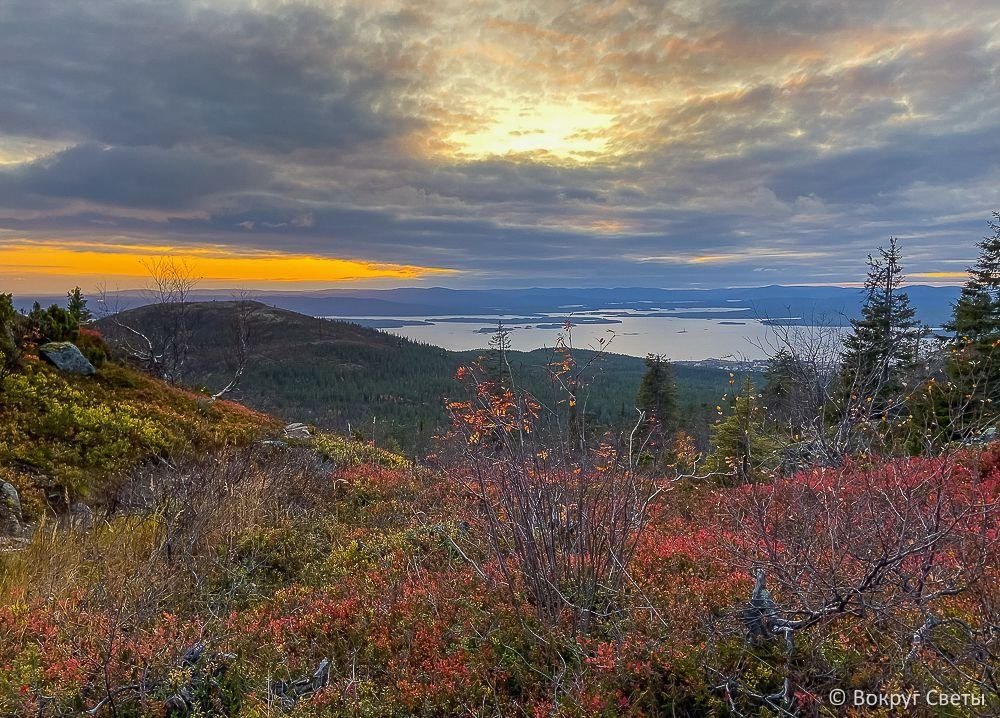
[[487, 321, 513, 387], [762, 350, 798, 425], [27, 301, 78, 343], [946, 212, 1000, 423], [839, 237, 924, 416], [711, 378, 774, 482], [636, 353, 678, 433], [66, 287, 92, 324]]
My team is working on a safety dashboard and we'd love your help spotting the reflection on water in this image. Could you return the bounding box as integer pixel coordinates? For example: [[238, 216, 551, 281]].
[[328, 309, 806, 361]]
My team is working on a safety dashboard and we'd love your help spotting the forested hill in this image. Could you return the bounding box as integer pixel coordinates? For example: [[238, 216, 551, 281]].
[[98, 301, 739, 452]]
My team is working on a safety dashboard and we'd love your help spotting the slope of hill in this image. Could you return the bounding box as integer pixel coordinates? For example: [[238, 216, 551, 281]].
[[0, 353, 277, 522], [0, 345, 410, 524], [98, 301, 742, 451], [1, 339, 995, 716]]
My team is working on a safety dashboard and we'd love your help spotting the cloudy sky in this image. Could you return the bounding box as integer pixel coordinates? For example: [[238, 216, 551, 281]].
[[2, 0, 998, 292]]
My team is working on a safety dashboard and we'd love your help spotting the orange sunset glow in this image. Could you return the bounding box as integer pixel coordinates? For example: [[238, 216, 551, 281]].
[[0, 241, 455, 293]]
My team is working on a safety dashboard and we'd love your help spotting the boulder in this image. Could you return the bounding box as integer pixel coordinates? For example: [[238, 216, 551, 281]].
[[259, 439, 290, 450], [284, 422, 311, 440], [39, 342, 96, 375], [0, 481, 22, 536]]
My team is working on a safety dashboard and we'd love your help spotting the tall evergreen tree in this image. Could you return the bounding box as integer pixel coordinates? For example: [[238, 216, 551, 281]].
[[66, 287, 92, 324], [487, 321, 513, 387], [839, 237, 924, 415], [946, 212, 1000, 421], [711, 378, 774, 482], [762, 350, 798, 424], [637, 353, 678, 433]]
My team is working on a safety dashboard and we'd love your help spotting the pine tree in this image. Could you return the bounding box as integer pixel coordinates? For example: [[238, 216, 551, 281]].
[[946, 212, 1000, 424], [66, 287, 92, 324], [636, 353, 678, 433], [839, 237, 924, 416]]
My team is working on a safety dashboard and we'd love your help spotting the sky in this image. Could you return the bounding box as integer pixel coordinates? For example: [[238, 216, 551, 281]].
[[1, 0, 999, 293]]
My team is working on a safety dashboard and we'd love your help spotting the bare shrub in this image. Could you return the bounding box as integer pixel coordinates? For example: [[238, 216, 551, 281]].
[[445, 348, 663, 634], [113, 445, 335, 609], [96, 258, 198, 382]]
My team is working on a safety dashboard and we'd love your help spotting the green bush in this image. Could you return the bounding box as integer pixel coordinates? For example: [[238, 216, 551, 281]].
[[74, 328, 109, 368], [26, 302, 79, 344], [0, 293, 24, 385]]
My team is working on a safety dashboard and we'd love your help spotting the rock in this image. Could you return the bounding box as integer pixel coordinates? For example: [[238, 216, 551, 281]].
[[284, 422, 311, 440], [70, 501, 95, 530], [744, 568, 777, 642], [0, 481, 22, 536], [969, 426, 998, 445], [259, 439, 290, 449], [38, 342, 96, 375]]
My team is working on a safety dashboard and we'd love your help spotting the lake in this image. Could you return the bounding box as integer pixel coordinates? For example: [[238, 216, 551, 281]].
[[324, 307, 833, 361]]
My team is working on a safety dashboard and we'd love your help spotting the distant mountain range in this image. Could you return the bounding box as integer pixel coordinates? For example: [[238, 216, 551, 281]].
[[21, 284, 964, 328]]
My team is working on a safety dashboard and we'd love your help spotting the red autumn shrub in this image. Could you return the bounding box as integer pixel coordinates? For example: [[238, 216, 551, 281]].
[[711, 451, 1000, 711]]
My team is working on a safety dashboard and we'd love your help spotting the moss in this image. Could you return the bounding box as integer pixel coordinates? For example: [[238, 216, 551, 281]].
[[311, 432, 409, 470], [0, 358, 277, 505]]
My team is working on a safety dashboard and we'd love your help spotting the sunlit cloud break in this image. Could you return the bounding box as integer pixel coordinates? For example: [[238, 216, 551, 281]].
[[0, 0, 998, 290]]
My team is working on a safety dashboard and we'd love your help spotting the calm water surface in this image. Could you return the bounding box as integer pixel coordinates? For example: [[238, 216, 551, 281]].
[[329, 309, 806, 361]]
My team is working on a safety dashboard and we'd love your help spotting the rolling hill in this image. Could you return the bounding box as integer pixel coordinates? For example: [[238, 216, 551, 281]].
[[98, 301, 743, 452]]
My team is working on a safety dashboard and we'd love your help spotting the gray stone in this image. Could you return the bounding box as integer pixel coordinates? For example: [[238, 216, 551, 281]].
[[70, 501, 95, 530], [0, 481, 22, 536], [284, 422, 311, 440], [39, 342, 96, 375], [260, 439, 289, 448]]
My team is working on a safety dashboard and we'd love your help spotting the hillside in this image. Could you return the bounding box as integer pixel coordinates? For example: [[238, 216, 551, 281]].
[[0, 348, 408, 527], [98, 301, 743, 451], [2, 294, 998, 716], [0, 355, 275, 525], [1, 338, 996, 716]]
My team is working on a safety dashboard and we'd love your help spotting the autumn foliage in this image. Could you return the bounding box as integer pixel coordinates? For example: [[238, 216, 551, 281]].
[[1, 349, 998, 715]]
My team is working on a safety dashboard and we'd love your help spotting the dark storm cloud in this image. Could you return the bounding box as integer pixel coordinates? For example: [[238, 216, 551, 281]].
[[766, 128, 1000, 205], [0, 0, 407, 150], [1, 0, 999, 288], [0, 144, 271, 210]]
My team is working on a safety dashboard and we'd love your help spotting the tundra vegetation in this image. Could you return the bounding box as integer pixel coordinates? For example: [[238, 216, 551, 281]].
[[0, 216, 998, 716]]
